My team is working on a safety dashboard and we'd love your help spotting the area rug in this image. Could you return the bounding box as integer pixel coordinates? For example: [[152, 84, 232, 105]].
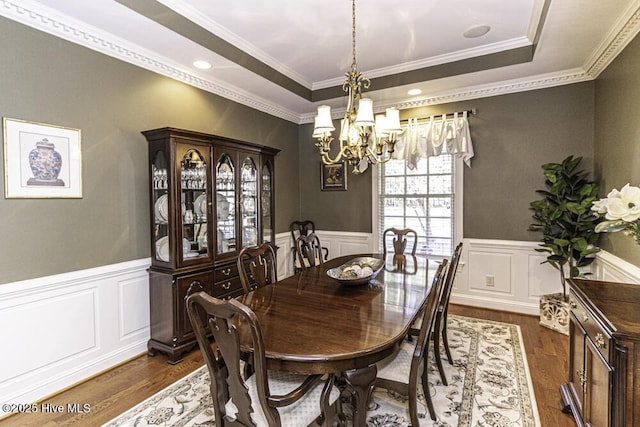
[[103, 315, 540, 427]]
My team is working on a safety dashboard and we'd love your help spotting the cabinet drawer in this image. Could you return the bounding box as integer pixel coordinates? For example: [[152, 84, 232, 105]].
[[214, 263, 239, 282], [569, 289, 612, 363], [213, 276, 244, 298]]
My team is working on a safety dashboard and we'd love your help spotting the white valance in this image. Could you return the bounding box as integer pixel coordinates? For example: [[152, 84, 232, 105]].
[[392, 111, 474, 169]]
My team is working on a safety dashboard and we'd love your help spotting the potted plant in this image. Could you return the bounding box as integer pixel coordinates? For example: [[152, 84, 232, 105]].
[[528, 155, 601, 334]]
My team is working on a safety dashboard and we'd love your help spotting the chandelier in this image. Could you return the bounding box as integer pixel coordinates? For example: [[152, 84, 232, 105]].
[[312, 0, 402, 174]]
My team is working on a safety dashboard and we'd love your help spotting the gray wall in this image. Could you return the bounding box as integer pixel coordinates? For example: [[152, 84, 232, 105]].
[[299, 83, 595, 241], [594, 33, 640, 266], [0, 17, 300, 284]]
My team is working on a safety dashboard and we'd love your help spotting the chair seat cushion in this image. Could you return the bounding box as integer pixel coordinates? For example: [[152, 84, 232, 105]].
[[376, 340, 414, 383], [244, 371, 340, 426]]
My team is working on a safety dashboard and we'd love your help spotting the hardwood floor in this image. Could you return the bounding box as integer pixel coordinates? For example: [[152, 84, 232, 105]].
[[1, 304, 576, 426]]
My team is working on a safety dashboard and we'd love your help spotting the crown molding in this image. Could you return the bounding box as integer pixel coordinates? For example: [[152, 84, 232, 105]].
[[3, 0, 640, 126], [0, 0, 301, 123]]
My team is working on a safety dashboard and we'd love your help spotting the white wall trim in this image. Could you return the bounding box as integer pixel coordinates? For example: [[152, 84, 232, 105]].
[[0, 259, 151, 415], [593, 250, 640, 283]]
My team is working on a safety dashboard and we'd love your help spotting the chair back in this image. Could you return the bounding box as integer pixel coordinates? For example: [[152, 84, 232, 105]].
[[237, 243, 277, 293], [412, 258, 448, 364], [294, 232, 324, 270], [383, 227, 418, 256], [186, 291, 272, 426], [439, 242, 463, 311], [289, 220, 328, 272]]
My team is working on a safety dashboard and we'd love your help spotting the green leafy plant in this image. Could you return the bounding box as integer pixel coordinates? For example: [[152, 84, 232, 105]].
[[528, 155, 601, 299]]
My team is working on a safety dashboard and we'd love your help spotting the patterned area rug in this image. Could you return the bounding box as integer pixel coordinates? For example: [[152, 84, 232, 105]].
[[103, 315, 540, 427]]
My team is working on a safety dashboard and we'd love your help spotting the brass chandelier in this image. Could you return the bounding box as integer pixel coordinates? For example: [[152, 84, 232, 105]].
[[312, 0, 402, 174]]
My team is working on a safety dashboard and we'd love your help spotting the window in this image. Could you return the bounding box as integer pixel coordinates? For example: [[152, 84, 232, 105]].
[[376, 155, 461, 256]]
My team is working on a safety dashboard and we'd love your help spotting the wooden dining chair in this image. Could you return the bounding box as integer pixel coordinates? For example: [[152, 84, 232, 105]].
[[186, 291, 340, 426], [383, 227, 418, 256], [374, 258, 449, 424], [237, 243, 277, 293], [409, 242, 463, 386], [289, 220, 328, 272], [294, 232, 324, 270]]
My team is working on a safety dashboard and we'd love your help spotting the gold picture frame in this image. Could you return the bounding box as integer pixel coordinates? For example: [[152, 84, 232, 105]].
[[3, 117, 82, 198]]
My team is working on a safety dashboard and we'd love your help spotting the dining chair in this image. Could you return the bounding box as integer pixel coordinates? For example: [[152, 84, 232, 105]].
[[294, 232, 324, 270], [382, 227, 418, 256], [186, 291, 340, 427], [237, 243, 277, 293], [289, 220, 328, 272], [409, 242, 463, 386], [374, 258, 449, 424]]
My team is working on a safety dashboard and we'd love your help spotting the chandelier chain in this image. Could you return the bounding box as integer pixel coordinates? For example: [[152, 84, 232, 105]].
[[351, 0, 357, 74]]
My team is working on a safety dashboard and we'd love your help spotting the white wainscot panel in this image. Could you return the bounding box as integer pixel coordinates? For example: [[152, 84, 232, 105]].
[[119, 274, 150, 338], [0, 259, 150, 414], [0, 289, 97, 383], [467, 251, 512, 294], [594, 251, 640, 284]]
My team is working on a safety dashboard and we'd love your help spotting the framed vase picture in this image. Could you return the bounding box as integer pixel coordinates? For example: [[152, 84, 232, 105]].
[[321, 161, 347, 191], [3, 117, 82, 198]]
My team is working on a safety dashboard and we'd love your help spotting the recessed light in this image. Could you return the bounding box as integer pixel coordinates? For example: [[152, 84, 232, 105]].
[[193, 60, 212, 70], [408, 88, 422, 96], [463, 25, 491, 38]]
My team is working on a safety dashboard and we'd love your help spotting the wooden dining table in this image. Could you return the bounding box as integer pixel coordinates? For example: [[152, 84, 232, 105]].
[[236, 253, 435, 426]]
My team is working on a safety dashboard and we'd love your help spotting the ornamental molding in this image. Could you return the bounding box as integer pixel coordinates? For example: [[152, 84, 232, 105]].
[[2, 0, 640, 125]]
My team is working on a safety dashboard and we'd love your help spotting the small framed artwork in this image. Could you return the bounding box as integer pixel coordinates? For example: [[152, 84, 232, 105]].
[[321, 161, 347, 191], [3, 117, 82, 198]]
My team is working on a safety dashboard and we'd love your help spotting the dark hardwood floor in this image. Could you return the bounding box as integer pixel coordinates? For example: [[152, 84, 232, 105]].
[[1, 304, 575, 426]]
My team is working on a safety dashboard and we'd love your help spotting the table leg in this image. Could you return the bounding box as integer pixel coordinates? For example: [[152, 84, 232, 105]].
[[343, 364, 377, 427]]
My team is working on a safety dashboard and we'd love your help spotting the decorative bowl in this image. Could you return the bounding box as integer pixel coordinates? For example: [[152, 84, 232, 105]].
[[326, 257, 385, 286]]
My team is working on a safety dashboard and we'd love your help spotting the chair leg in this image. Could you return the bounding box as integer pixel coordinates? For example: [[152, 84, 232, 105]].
[[420, 354, 436, 421], [442, 313, 453, 365], [433, 317, 448, 386]]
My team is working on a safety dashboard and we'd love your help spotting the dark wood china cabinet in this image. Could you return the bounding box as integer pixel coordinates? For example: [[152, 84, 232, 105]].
[[560, 278, 640, 427], [143, 127, 278, 363]]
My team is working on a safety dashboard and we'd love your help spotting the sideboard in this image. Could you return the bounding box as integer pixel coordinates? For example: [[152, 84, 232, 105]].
[[560, 278, 640, 426]]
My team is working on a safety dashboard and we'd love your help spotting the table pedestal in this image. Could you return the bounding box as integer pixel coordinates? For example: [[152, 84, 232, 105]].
[[343, 365, 377, 426]]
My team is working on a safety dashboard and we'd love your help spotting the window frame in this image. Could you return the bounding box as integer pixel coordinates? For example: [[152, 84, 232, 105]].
[[372, 155, 463, 255]]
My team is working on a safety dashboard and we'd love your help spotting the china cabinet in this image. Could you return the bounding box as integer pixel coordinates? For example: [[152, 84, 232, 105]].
[[560, 278, 640, 426], [143, 127, 278, 363]]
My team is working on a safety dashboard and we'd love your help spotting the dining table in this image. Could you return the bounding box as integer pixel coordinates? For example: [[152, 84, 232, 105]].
[[236, 252, 435, 426]]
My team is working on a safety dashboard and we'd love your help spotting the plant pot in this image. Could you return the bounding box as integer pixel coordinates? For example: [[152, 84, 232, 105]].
[[539, 292, 570, 335]]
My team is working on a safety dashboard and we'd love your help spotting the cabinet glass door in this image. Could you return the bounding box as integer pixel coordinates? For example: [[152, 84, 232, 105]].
[[261, 161, 273, 243], [240, 156, 258, 248], [179, 148, 209, 262], [216, 153, 236, 255], [152, 150, 170, 263]]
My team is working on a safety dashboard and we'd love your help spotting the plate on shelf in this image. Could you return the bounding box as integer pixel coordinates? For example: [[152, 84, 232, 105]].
[[194, 193, 206, 217], [326, 257, 385, 286], [156, 236, 169, 262], [155, 194, 168, 223]]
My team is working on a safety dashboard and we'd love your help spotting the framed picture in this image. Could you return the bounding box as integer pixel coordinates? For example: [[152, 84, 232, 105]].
[[3, 117, 82, 198], [321, 162, 347, 191]]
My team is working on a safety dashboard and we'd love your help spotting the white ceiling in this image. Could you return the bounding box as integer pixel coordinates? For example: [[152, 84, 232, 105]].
[[4, 0, 640, 123]]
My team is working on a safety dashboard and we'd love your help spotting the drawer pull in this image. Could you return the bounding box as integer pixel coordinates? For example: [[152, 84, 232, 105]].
[[569, 300, 577, 310], [595, 333, 606, 349], [582, 312, 589, 322], [222, 281, 231, 290], [221, 268, 232, 276]]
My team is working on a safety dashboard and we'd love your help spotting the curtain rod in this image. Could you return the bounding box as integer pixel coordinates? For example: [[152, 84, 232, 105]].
[[400, 108, 476, 123]]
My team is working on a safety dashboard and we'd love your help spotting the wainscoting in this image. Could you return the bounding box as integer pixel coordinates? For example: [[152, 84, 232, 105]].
[[1, 233, 638, 416], [0, 259, 150, 415]]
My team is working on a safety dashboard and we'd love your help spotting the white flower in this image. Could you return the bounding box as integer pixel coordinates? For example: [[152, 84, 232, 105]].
[[603, 184, 640, 222]]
